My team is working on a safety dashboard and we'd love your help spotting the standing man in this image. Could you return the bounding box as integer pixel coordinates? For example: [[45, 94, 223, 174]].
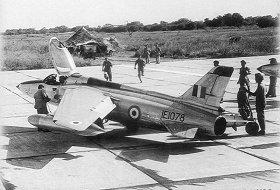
[[238, 60, 251, 92], [134, 55, 145, 83], [34, 84, 50, 114], [143, 44, 151, 64], [102, 57, 113, 82], [249, 73, 266, 135], [266, 58, 278, 97], [154, 44, 161, 64]]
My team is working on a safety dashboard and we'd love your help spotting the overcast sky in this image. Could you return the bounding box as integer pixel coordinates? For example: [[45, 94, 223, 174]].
[[0, 0, 279, 31]]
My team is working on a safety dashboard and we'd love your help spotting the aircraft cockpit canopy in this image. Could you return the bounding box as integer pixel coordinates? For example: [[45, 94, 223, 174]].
[[43, 74, 68, 85]]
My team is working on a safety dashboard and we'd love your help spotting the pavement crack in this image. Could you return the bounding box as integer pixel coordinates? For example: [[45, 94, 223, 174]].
[[0, 84, 33, 104], [93, 141, 172, 190], [14, 71, 41, 80], [214, 141, 280, 166]]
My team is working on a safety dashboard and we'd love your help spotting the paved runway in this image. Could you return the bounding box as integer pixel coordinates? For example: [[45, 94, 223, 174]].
[[0, 55, 279, 189]]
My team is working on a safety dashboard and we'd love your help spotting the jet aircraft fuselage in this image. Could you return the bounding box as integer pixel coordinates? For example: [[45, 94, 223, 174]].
[[17, 37, 259, 138], [19, 73, 219, 137]]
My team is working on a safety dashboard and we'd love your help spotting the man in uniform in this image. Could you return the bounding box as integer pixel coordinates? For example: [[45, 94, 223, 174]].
[[249, 73, 266, 135], [154, 44, 161, 64], [238, 60, 251, 92], [34, 84, 50, 114], [102, 57, 113, 82], [266, 58, 278, 97], [134, 55, 145, 83], [143, 44, 151, 64]]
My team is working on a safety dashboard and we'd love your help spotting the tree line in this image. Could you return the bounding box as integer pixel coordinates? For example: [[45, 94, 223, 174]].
[[4, 13, 279, 35]]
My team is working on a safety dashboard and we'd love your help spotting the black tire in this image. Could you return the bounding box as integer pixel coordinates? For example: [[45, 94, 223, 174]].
[[245, 122, 259, 135]]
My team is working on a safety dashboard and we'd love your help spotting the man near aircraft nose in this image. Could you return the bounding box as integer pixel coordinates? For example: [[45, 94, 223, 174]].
[[266, 58, 278, 98], [34, 84, 50, 115], [249, 73, 266, 135]]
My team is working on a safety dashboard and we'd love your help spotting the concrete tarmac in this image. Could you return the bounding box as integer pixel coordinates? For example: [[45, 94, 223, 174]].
[[0, 55, 279, 189]]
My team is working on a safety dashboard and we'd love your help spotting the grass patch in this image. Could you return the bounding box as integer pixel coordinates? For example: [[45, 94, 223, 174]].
[[1, 27, 279, 71]]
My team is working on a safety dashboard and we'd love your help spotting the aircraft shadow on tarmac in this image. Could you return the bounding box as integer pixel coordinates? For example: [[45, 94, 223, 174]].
[[4, 123, 277, 170], [1, 126, 229, 170], [1, 126, 99, 169], [115, 141, 226, 163]]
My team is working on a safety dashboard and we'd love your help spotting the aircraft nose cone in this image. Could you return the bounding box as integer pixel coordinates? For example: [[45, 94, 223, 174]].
[[28, 115, 40, 126]]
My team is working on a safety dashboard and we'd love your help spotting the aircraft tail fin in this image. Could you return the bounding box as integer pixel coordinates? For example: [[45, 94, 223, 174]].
[[49, 37, 77, 76], [180, 66, 234, 109]]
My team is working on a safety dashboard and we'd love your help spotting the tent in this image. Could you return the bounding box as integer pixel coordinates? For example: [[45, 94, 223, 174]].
[[65, 27, 119, 58]]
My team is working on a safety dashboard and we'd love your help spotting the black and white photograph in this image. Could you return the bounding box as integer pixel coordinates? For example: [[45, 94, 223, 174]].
[[0, 0, 279, 189]]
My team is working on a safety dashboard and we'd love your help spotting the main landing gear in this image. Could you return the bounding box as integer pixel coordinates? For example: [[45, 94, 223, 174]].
[[245, 121, 259, 135]]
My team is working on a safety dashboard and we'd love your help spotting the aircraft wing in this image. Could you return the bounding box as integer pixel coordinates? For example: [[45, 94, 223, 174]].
[[53, 86, 116, 131]]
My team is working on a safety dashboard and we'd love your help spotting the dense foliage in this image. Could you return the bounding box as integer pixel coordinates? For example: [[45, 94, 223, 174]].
[[4, 13, 278, 35], [2, 27, 278, 71]]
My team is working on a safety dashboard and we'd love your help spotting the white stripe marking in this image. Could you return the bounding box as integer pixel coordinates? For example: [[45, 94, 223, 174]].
[[197, 85, 201, 97], [117, 65, 238, 81]]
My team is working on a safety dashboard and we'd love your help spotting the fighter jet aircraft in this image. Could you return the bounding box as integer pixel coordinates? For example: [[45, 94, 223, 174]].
[[17, 37, 259, 138]]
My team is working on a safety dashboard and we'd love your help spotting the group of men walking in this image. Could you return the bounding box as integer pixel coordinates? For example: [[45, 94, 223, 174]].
[[134, 44, 161, 82], [142, 44, 161, 64], [102, 44, 161, 83]]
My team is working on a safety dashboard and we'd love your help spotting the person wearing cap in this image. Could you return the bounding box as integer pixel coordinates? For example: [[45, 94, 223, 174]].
[[102, 57, 113, 82], [266, 58, 278, 97], [213, 60, 219, 67], [134, 55, 145, 83], [143, 44, 151, 64], [238, 60, 251, 92], [249, 73, 266, 135], [34, 84, 50, 114]]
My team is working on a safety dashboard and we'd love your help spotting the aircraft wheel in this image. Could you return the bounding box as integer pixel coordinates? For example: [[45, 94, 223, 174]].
[[245, 122, 259, 135]]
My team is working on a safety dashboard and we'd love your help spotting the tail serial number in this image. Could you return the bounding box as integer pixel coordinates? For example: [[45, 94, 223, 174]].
[[161, 110, 185, 122]]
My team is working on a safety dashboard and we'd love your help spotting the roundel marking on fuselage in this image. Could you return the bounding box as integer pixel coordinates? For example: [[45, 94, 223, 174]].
[[128, 105, 141, 120]]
